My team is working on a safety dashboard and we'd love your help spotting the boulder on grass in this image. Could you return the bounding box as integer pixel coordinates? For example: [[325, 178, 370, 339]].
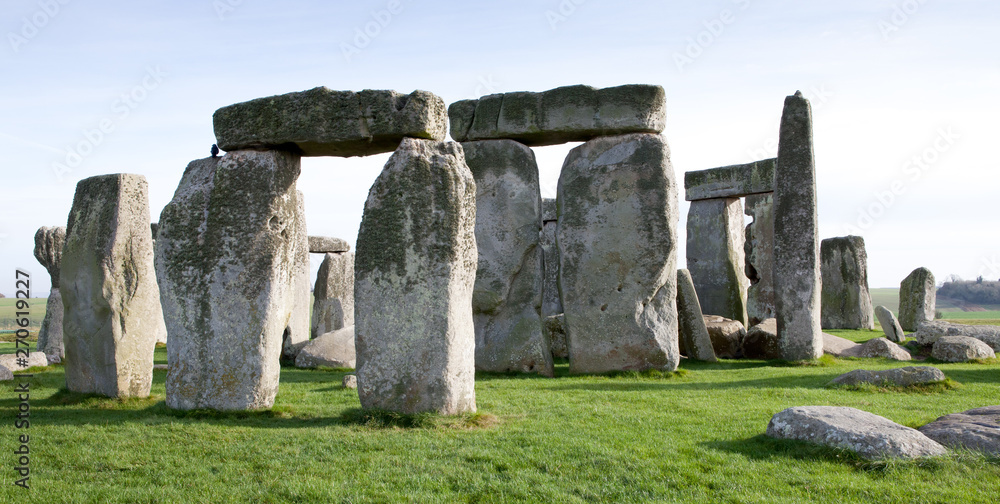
[[295, 326, 356, 369], [822, 332, 863, 358], [874, 305, 906, 343], [931, 336, 995, 362], [915, 321, 1000, 351], [828, 366, 945, 388], [703, 315, 744, 359], [919, 406, 1000, 456], [743, 318, 779, 359], [858, 338, 911, 361]]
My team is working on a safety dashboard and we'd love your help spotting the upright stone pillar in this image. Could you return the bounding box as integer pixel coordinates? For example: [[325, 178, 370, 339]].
[[557, 133, 679, 374], [156, 151, 302, 410], [354, 139, 478, 415], [540, 198, 567, 360], [61, 174, 165, 398], [744, 193, 775, 325], [773, 91, 822, 360], [283, 191, 311, 358], [686, 198, 749, 326], [463, 139, 551, 376], [820, 236, 875, 329], [899, 267, 936, 331], [312, 251, 355, 337], [33, 226, 66, 362]]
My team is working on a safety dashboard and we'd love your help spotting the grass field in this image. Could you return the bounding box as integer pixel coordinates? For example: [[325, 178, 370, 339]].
[[1, 341, 998, 503], [868, 288, 899, 314]]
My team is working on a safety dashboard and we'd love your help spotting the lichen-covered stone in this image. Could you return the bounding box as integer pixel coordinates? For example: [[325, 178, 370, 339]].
[[744, 193, 775, 326], [312, 252, 355, 338], [858, 337, 911, 361], [821, 236, 875, 330], [919, 406, 1000, 456], [540, 198, 562, 318], [34, 226, 67, 360], [875, 305, 906, 343], [33, 226, 65, 287], [676, 269, 717, 362], [464, 140, 551, 376], [214, 88, 447, 157], [544, 314, 568, 360], [308, 236, 350, 253], [295, 326, 356, 369], [931, 336, 995, 362], [773, 91, 822, 360], [557, 133, 679, 374], [61, 174, 165, 398], [899, 267, 936, 332], [914, 320, 1000, 351], [828, 366, 944, 388], [354, 138, 477, 415], [686, 198, 748, 326], [449, 85, 666, 146], [684, 158, 775, 201], [283, 191, 311, 358], [156, 151, 302, 410]]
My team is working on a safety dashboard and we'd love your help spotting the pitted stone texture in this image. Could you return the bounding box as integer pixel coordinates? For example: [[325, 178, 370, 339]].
[[931, 336, 995, 362], [743, 318, 780, 359], [214, 88, 447, 157], [464, 140, 550, 376], [773, 92, 822, 360], [545, 314, 568, 360], [899, 267, 936, 332], [308, 236, 350, 253], [767, 406, 947, 459], [541, 220, 562, 317], [919, 406, 1000, 456], [676, 270, 717, 362], [703, 315, 744, 359], [829, 366, 945, 388], [354, 138, 478, 415], [37, 290, 64, 362], [283, 191, 310, 358], [312, 252, 355, 338], [61, 174, 165, 398], [156, 151, 302, 411], [33, 226, 65, 287], [858, 338, 912, 361], [450, 85, 666, 146], [686, 198, 748, 326], [821, 236, 874, 330], [875, 305, 906, 343], [684, 158, 775, 201], [295, 326, 356, 369], [915, 320, 1000, 351], [744, 193, 775, 326], [541, 197, 558, 223], [557, 133, 679, 374]]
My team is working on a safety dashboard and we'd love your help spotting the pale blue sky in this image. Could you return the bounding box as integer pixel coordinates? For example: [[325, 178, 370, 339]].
[[2, 0, 999, 296]]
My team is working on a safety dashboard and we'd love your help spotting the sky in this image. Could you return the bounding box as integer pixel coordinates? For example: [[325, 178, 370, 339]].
[[1, 0, 998, 297]]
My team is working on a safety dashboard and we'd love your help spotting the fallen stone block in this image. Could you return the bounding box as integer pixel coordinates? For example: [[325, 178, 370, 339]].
[[828, 366, 944, 388], [931, 336, 995, 362], [295, 326, 356, 369], [919, 406, 1000, 456], [875, 305, 906, 343], [915, 320, 1000, 351]]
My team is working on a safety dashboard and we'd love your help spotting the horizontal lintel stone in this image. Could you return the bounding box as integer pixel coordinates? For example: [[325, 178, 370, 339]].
[[684, 158, 776, 201]]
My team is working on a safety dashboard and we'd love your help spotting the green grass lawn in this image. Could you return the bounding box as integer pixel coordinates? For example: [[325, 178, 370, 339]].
[[1, 346, 998, 503]]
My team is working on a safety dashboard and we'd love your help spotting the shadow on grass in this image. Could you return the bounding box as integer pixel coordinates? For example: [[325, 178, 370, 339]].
[[338, 408, 499, 430]]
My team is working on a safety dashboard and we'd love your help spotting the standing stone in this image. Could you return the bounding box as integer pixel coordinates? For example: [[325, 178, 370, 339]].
[[311, 251, 355, 337], [354, 138, 477, 415], [156, 151, 302, 410], [464, 139, 551, 376], [557, 133, 679, 374], [899, 267, 936, 332], [283, 191, 311, 358], [540, 198, 566, 359], [773, 91, 822, 360], [686, 198, 749, 326], [744, 193, 775, 325], [820, 236, 875, 329], [61, 174, 165, 398], [676, 269, 717, 362], [33, 226, 66, 361], [875, 305, 906, 343]]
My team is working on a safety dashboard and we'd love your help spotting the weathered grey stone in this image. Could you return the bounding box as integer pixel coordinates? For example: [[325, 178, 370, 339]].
[[214, 88, 446, 157], [676, 270, 717, 362], [684, 158, 775, 201], [915, 320, 1000, 351], [744, 193, 775, 326], [283, 191, 310, 359], [464, 140, 551, 376], [858, 338, 912, 361], [295, 326, 356, 369], [828, 366, 945, 388], [822, 332, 863, 358], [557, 133, 679, 374], [767, 406, 947, 459], [919, 406, 1000, 456], [931, 336, 995, 362], [686, 198, 748, 326], [875, 305, 906, 343], [308, 236, 350, 253], [34, 226, 67, 360], [773, 91, 822, 360], [61, 174, 165, 398], [899, 267, 936, 332], [354, 138, 478, 415], [0, 366, 11, 381], [821, 236, 874, 330], [311, 252, 355, 338], [541, 197, 558, 223], [343, 374, 358, 389], [156, 151, 302, 410], [544, 314, 568, 360], [0, 352, 48, 373], [150, 222, 159, 239], [703, 315, 744, 359], [450, 85, 666, 146], [743, 318, 780, 359], [540, 219, 562, 318]]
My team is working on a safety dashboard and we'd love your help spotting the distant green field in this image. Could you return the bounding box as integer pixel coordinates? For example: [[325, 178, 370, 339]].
[[868, 288, 899, 313], [0, 297, 46, 340]]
